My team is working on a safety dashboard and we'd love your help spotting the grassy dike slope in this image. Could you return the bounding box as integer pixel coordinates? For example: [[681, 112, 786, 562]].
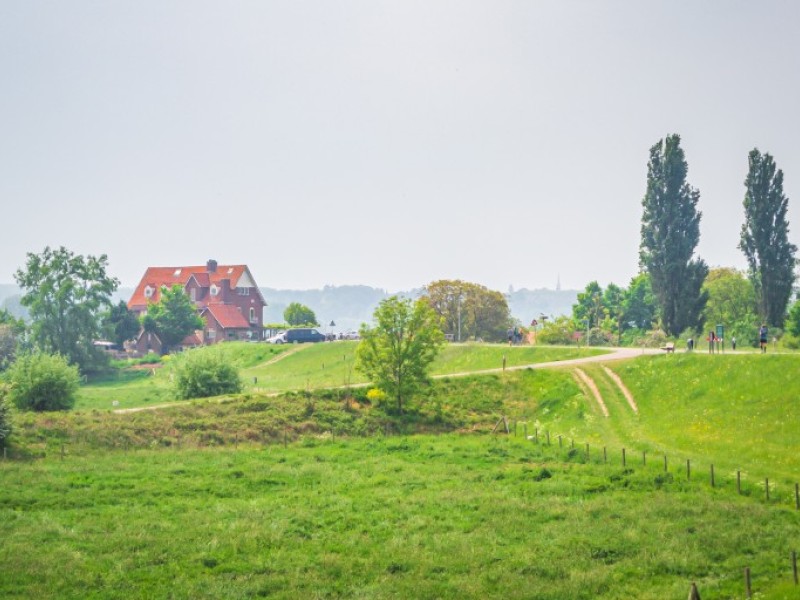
[[612, 353, 800, 481]]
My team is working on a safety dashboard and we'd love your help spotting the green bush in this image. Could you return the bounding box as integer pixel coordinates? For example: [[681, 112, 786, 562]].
[[172, 349, 242, 400], [5, 352, 80, 411], [0, 385, 12, 446]]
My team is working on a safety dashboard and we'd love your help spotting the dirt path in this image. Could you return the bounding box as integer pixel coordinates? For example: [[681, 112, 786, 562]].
[[439, 347, 656, 380], [602, 365, 639, 414], [573, 368, 609, 417]]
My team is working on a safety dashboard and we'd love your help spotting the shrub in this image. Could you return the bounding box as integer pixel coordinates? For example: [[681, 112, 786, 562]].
[[0, 385, 12, 446], [5, 352, 80, 411], [172, 349, 242, 400]]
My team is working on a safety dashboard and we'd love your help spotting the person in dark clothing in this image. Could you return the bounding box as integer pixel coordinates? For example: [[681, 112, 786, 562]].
[[759, 325, 768, 353]]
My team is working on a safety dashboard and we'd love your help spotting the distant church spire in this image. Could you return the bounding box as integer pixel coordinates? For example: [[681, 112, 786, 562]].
[[556, 274, 561, 292]]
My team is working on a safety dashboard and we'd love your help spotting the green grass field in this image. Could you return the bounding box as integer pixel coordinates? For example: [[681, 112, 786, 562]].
[[2, 435, 799, 599], [7, 348, 800, 598]]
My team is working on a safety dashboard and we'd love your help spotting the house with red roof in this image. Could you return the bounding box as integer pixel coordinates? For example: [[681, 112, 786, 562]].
[[127, 259, 266, 353]]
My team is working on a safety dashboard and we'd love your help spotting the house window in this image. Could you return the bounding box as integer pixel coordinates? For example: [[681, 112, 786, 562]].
[[249, 307, 256, 323], [210, 284, 219, 297], [144, 285, 154, 298], [207, 329, 216, 339], [190, 288, 196, 301], [237, 287, 249, 296]]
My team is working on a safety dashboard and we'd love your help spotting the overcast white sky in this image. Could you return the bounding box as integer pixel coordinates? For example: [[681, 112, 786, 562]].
[[2, 1, 799, 292]]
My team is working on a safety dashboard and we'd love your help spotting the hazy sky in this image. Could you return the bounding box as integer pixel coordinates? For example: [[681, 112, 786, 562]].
[[2, 1, 799, 292]]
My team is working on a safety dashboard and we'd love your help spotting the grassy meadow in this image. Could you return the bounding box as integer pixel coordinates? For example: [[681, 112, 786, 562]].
[[5, 345, 800, 598], [2, 435, 800, 599]]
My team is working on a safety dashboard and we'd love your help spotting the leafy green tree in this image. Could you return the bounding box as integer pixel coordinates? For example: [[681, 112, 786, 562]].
[[785, 298, 800, 338], [572, 281, 605, 328], [5, 352, 80, 412], [283, 302, 319, 326], [14, 247, 119, 371], [141, 285, 204, 354], [423, 280, 511, 342], [356, 296, 445, 413], [623, 273, 656, 330], [0, 384, 12, 447], [701, 268, 757, 340], [739, 149, 797, 327], [172, 348, 242, 399], [103, 301, 141, 347], [602, 283, 626, 344], [639, 134, 708, 336], [0, 326, 16, 371]]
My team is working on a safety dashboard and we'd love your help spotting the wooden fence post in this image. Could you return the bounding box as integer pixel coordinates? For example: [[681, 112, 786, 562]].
[[622, 448, 626, 467], [710, 464, 715, 488], [642, 451, 646, 466], [585, 443, 589, 459], [603, 446, 607, 463], [744, 566, 752, 598], [795, 483, 799, 510], [686, 459, 691, 480], [737, 471, 741, 494], [663, 455, 667, 472], [765, 478, 770, 501], [792, 550, 798, 585], [558, 435, 562, 448], [688, 582, 701, 600]]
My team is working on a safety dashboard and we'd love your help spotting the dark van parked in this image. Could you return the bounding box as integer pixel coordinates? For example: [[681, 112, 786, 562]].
[[284, 328, 326, 343]]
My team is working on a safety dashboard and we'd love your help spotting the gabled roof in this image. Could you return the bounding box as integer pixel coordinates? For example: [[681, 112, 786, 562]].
[[128, 264, 260, 309], [202, 304, 251, 329]]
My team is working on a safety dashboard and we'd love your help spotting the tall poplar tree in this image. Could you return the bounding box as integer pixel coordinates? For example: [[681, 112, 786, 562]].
[[739, 149, 797, 327], [639, 134, 708, 336]]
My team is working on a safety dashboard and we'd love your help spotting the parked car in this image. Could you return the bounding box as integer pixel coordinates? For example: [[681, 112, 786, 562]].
[[283, 328, 326, 343], [338, 331, 360, 340], [266, 332, 287, 344]]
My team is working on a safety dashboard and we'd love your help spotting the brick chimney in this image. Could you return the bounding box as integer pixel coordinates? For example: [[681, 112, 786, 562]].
[[207, 259, 217, 273]]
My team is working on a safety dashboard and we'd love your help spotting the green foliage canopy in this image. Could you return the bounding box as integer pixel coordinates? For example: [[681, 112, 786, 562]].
[[356, 296, 445, 413], [5, 351, 80, 411], [739, 149, 797, 327], [283, 302, 319, 326], [422, 279, 511, 342], [639, 134, 708, 336], [0, 384, 12, 446], [172, 348, 243, 400], [141, 285, 204, 354], [701, 268, 757, 341], [103, 300, 141, 347], [14, 246, 119, 372], [622, 273, 656, 330]]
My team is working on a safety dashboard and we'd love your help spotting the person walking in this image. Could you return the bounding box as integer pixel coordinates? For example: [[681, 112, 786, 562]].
[[759, 325, 768, 353], [731, 336, 737, 351]]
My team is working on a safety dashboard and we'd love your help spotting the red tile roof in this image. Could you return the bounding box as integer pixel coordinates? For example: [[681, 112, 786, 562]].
[[202, 304, 251, 329], [128, 264, 249, 309]]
